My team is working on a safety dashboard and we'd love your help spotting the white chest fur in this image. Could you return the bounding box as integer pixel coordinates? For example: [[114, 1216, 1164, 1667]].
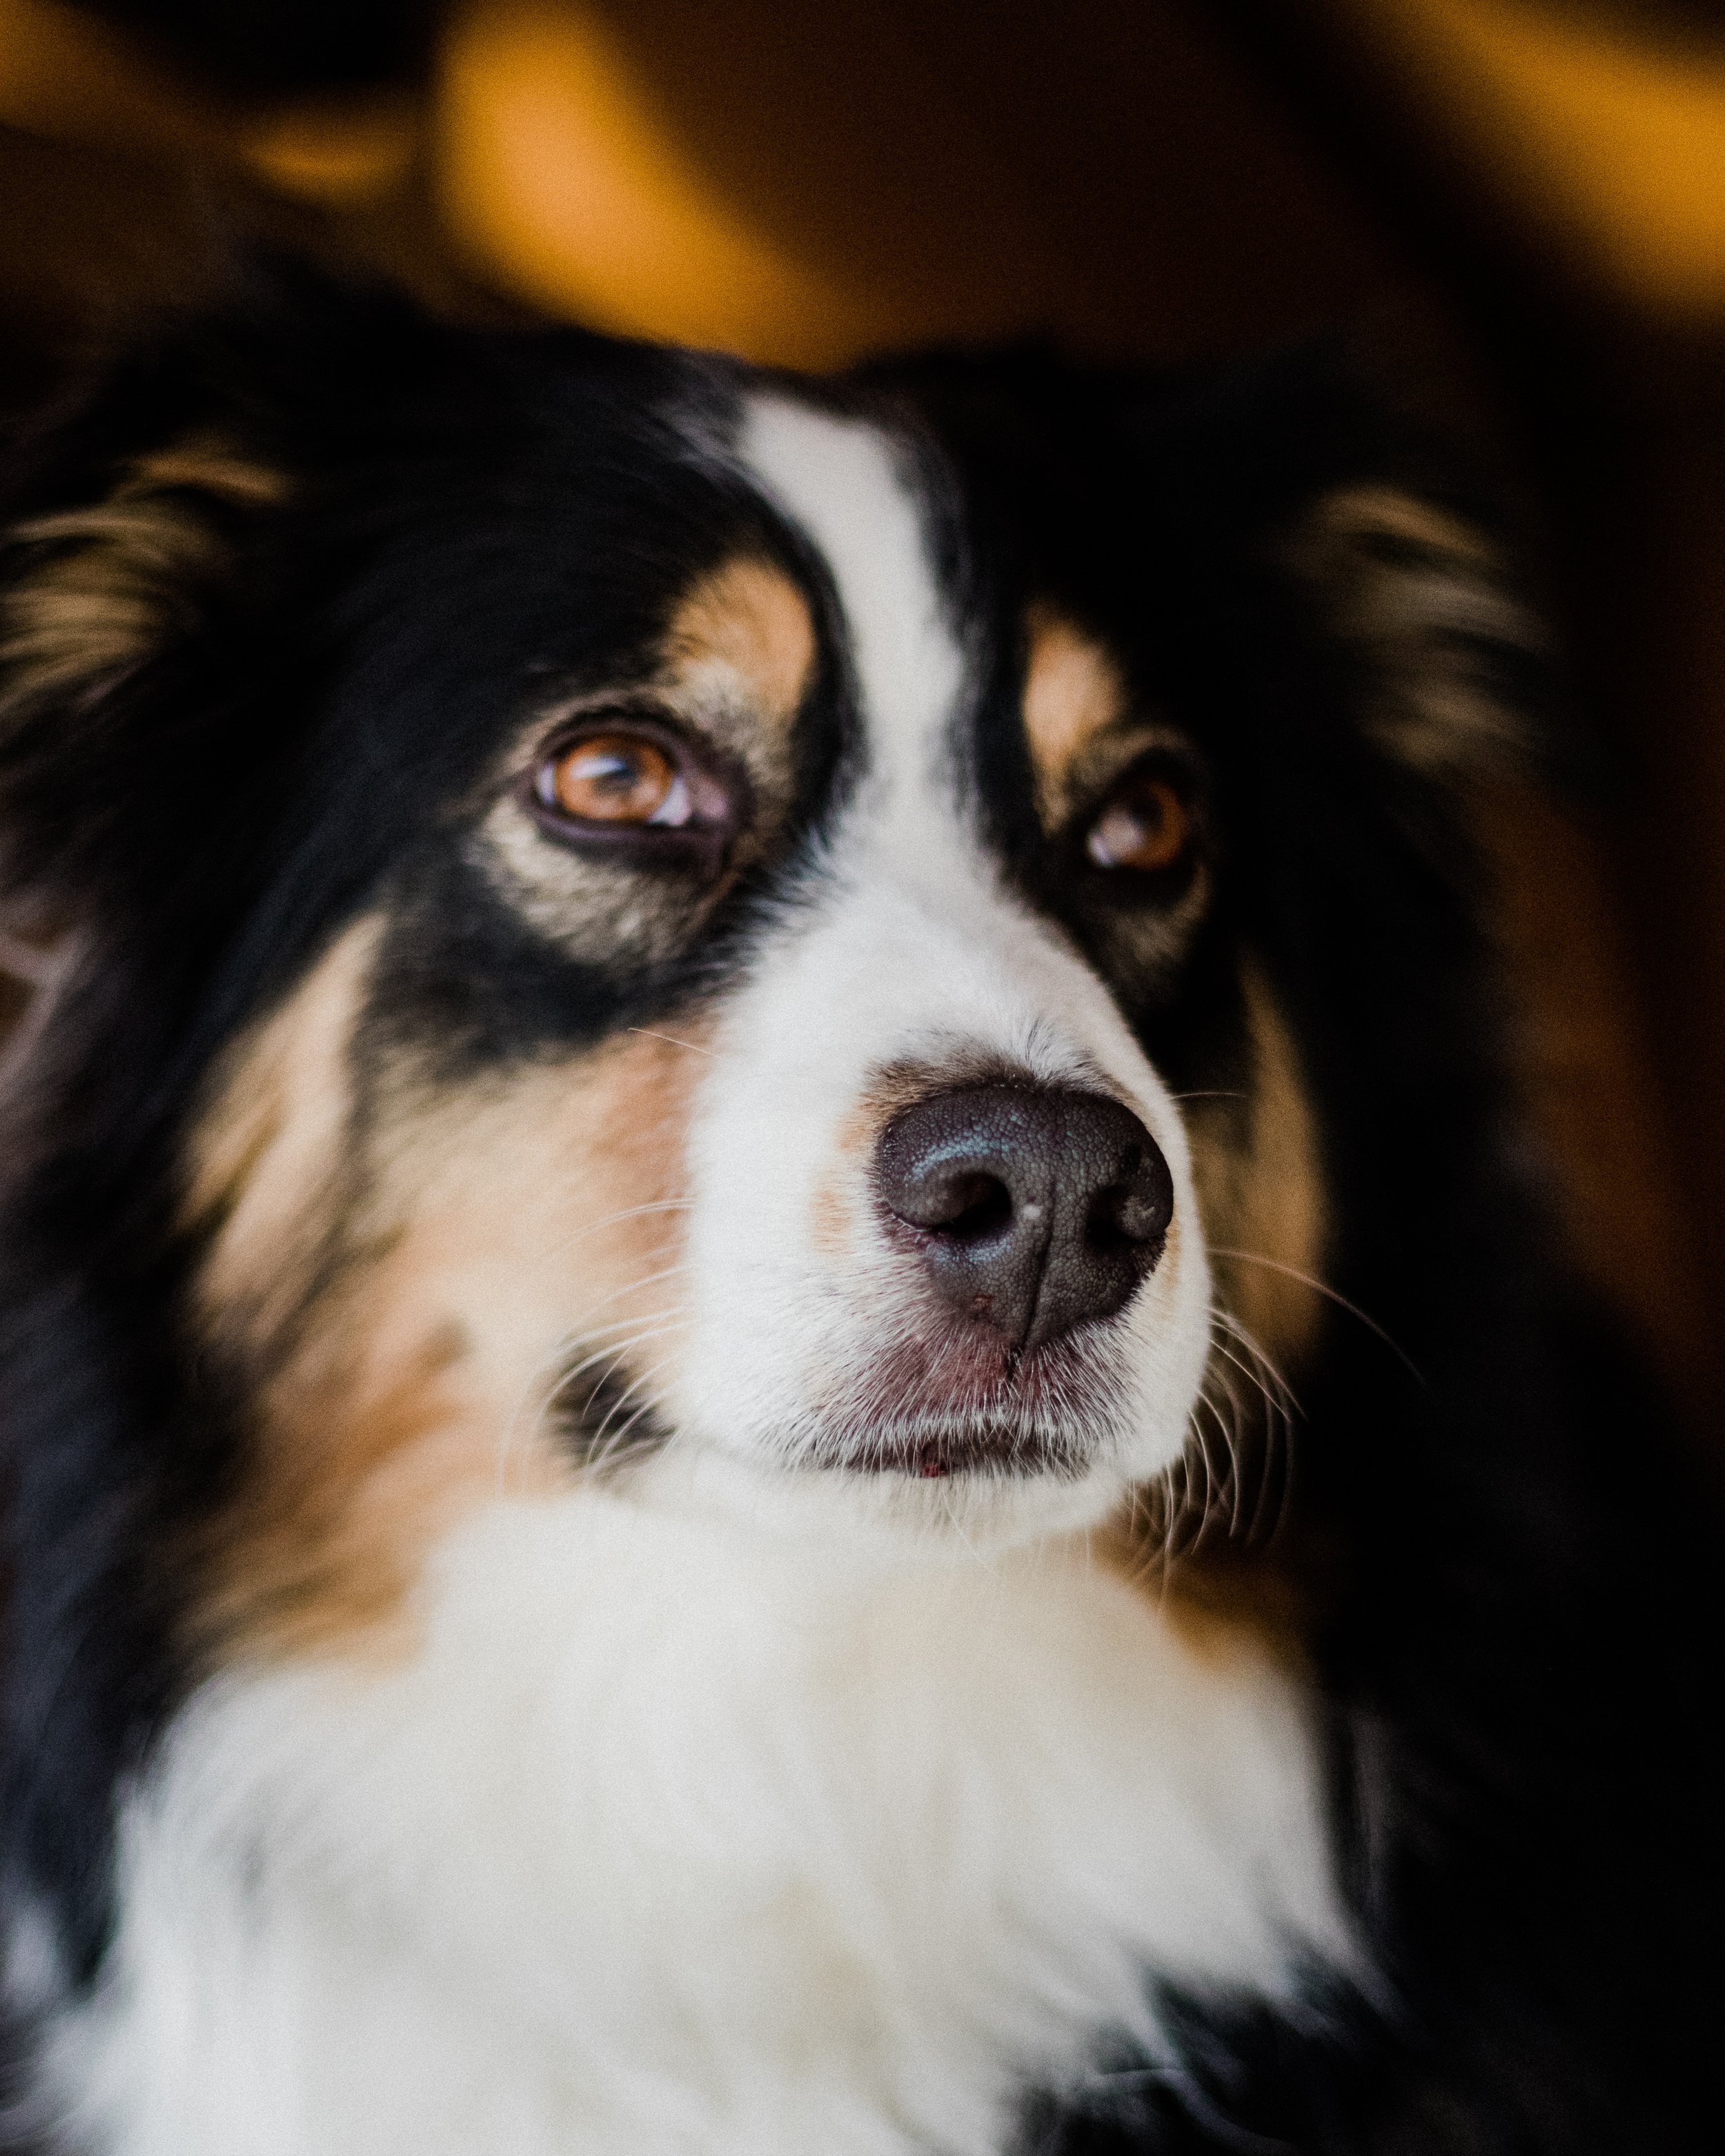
[[47, 1490, 1350, 2156]]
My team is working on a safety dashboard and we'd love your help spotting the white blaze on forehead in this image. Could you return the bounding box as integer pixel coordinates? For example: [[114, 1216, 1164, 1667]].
[[739, 395, 966, 806]]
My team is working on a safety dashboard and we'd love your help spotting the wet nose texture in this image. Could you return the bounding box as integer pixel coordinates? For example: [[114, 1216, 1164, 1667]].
[[874, 1087, 1174, 1351]]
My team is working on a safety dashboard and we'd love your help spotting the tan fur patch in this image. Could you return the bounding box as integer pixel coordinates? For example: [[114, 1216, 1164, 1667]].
[[188, 1324, 492, 1660], [1116, 965, 1328, 1653], [1292, 483, 1542, 775], [186, 987, 711, 1663], [663, 554, 815, 725], [186, 918, 382, 1351], [1021, 606, 1129, 824], [1310, 484, 1491, 571], [1, 437, 286, 722], [809, 1068, 947, 1261], [0, 916, 79, 1096], [810, 1051, 1078, 1260], [1100, 1514, 1314, 1672], [1194, 967, 1329, 1365]]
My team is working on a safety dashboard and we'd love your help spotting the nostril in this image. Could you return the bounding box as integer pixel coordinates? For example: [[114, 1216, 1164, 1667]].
[[1087, 1147, 1175, 1258], [881, 1157, 1016, 1240], [873, 1082, 1175, 1349], [935, 1174, 1014, 1243]]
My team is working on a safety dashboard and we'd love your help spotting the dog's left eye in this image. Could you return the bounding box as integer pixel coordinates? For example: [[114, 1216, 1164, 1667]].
[[541, 733, 691, 827], [529, 720, 738, 863]]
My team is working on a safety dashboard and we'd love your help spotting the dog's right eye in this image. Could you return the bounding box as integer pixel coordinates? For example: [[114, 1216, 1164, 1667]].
[[527, 719, 741, 869], [1081, 759, 1199, 885]]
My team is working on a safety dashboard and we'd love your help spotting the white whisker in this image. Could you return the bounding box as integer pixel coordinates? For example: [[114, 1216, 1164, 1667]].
[[1208, 1245, 1421, 1380], [627, 1027, 716, 1058], [536, 1198, 695, 1267], [493, 1311, 689, 1491], [579, 1346, 684, 1478]]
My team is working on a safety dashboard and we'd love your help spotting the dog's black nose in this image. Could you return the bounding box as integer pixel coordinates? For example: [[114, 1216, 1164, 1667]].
[[874, 1086, 1173, 1350]]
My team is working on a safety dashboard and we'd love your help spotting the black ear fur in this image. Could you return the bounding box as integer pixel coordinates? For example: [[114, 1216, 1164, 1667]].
[[0, 261, 471, 957], [1284, 478, 1547, 780], [0, 439, 295, 1087], [0, 434, 289, 768], [1127, 340, 1559, 785]]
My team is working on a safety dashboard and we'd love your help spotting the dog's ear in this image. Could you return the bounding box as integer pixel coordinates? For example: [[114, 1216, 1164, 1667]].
[[0, 402, 296, 1056], [1145, 342, 1555, 783], [1097, 337, 1559, 784], [0, 433, 288, 736], [861, 339, 1554, 781], [0, 417, 292, 923], [1285, 477, 1550, 781], [0, 258, 428, 833]]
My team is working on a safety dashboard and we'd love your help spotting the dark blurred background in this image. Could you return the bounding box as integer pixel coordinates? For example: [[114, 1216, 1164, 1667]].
[[3, 0, 1723, 1444]]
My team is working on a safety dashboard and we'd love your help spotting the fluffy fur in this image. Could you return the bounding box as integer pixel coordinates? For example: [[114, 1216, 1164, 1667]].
[[0, 268, 1717, 2153]]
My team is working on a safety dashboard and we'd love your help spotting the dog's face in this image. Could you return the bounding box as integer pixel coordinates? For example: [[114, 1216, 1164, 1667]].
[[0, 297, 1534, 1659], [183, 385, 1223, 1614]]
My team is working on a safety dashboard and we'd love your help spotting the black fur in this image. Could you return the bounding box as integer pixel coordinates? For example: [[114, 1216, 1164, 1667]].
[[0, 266, 1719, 2151]]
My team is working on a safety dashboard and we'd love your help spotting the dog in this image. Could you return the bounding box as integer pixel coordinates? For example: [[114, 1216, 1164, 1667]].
[[0, 266, 1717, 2154]]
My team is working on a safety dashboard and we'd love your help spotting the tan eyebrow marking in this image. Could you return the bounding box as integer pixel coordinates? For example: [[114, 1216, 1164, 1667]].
[[662, 555, 816, 724], [1021, 606, 1130, 825]]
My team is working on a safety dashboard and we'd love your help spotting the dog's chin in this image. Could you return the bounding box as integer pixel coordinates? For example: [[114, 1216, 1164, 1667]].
[[631, 1417, 1162, 1556], [807, 1418, 1094, 1483]]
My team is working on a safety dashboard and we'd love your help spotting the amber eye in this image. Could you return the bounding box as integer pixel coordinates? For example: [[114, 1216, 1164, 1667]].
[[528, 718, 742, 871], [1085, 771, 1193, 874], [539, 731, 691, 827]]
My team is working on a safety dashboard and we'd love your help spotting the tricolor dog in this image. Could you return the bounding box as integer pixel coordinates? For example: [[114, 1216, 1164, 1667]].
[[0, 273, 1715, 2153]]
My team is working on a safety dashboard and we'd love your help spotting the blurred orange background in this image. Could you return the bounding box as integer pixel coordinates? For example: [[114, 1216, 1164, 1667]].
[[3, 0, 1724, 1435]]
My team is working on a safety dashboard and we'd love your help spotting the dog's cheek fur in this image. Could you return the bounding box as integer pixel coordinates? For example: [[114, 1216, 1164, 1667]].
[[184, 918, 384, 1353], [1186, 965, 1328, 1367], [1101, 966, 1327, 1661], [182, 969, 707, 1664]]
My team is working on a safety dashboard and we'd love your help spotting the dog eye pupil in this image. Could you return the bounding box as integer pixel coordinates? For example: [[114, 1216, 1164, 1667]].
[[543, 733, 687, 826], [1086, 776, 1189, 873]]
